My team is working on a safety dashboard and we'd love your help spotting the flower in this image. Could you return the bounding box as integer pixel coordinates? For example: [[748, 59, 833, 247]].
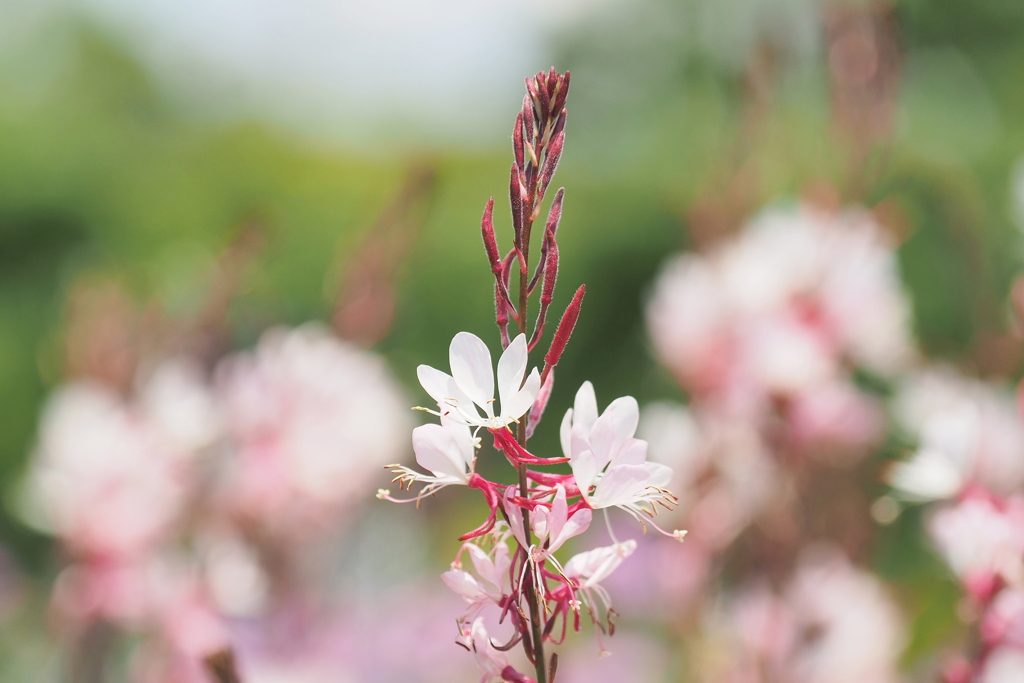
[[556, 540, 638, 653], [383, 419, 509, 540], [386, 418, 479, 499], [468, 618, 517, 683], [563, 540, 638, 592], [981, 648, 1024, 683], [889, 368, 1024, 501], [441, 529, 512, 622], [504, 484, 591, 559], [928, 493, 1024, 589], [216, 324, 409, 533], [417, 332, 540, 431], [560, 382, 681, 538], [703, 547, 906, 683], [24, 382, 188, 560], [646, 204, 913, 398]]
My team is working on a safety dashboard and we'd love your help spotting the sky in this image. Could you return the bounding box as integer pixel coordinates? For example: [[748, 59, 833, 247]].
[[55, 0, 616, 146]]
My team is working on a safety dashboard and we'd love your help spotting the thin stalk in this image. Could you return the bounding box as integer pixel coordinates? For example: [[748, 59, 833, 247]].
[[516, 196, 547, 683]]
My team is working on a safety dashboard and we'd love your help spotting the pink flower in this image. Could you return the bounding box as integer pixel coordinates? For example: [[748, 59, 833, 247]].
[[442, 530, 513, 621], [928, 493, 1024, 589], [504, 484, 591, 559], [705, 547, 906, 683], [787, 380, 885, 457], [468, 618, 532, 683], [216, 324, 409, 532], [890, 368, 1024, 501], [25, 383, 188, 560], [980, 647, 1024, 683], [563, 540, 638, 592], [647, 204, 914, 407], [982, 588, 1024, 649]]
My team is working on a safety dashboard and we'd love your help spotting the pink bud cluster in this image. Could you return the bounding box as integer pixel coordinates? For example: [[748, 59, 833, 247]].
[[381, 69, 682, 683]]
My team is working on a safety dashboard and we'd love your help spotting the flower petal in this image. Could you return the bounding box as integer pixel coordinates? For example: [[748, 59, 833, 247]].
[[614, 437, 648, 467], [503, 485, 528, 548], [440, 415, 477, 470], [569, 442, 598, 496], [412, 423, 469, 482], [496, 334, 528, 416], [417, 365, 480, 423], [590, 395, 639, 469], [560, 407, 575, 459], [548, 507, 591, 554], [646, 462, 674, 489], [441, 568, 487, 601], [590, 463, 648, 509], [573, 381, 599, 432], [449, 332, 495, 415], [503, 367, 540, 422], [417, 364, 455, 405], [532, 505, 551, 545], [547, 484, 569, 542], [466, 543, 504, 595], [563, 540, 636, 587]]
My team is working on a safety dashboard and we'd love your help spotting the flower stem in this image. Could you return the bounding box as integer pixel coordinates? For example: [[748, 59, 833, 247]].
[[517, 199, 547, 683]]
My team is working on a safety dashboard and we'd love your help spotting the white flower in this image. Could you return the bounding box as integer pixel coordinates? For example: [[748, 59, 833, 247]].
[[560, 382, 680, 537], [562, 540, 638, 627], [417, 332, 540, 430], [564, 540, 637, 590], [386, 418, 479, 500], [469, 617, 512, 683]]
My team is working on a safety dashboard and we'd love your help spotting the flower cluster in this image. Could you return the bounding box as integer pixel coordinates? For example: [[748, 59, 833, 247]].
[[703, 548, 905, 683], [23, 324, 410, 681], [887, 368, 1024, 682], [631, 200, 917, 681], [380, 69, 681, 683], [647, 203, 913, 461]]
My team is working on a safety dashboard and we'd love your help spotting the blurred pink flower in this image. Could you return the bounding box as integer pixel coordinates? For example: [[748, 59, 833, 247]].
[[980, 647, 1024, 683], [928, 493, 1024, 592], [216, 324, 410, 533], [647, 204, 913, 404], [51, 559, 154, 626], [890, 368, 1024, 501], [787, 380, 885, 457], [554, 632, 668, 683], [26, 382, 189, 561], [705, 547, 906, 683], [982, 588, 1024, 650]]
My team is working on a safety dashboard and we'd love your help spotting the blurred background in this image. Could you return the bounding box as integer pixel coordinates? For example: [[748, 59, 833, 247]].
[[3, 0, 1024, 681]]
